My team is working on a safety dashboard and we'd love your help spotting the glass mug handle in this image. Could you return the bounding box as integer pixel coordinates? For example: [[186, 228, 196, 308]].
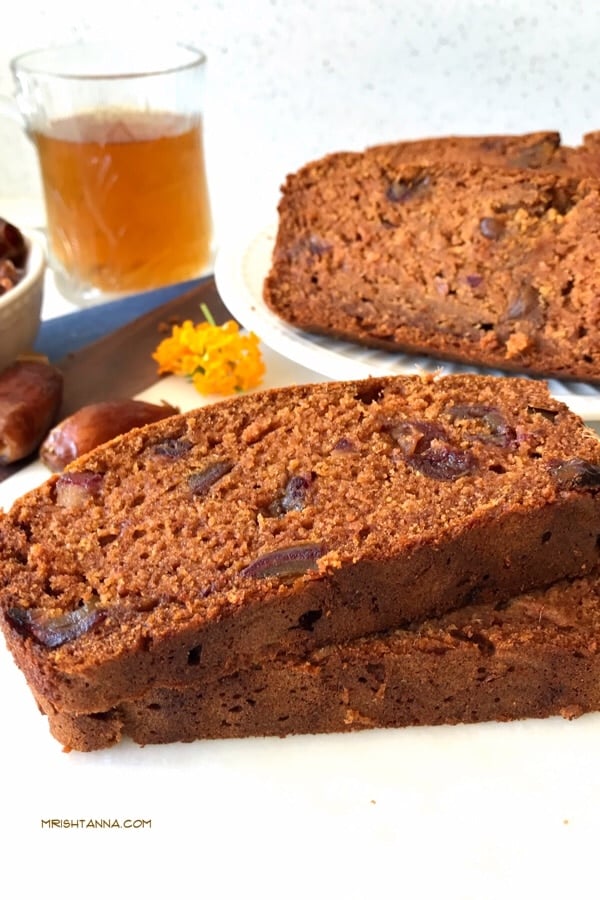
[[0, 94, 23, 126], [0, 94, 46, 230]]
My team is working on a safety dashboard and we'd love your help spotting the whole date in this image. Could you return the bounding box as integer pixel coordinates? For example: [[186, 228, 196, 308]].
[[0, 359, 63, 464], [40, 398, 180, 471]]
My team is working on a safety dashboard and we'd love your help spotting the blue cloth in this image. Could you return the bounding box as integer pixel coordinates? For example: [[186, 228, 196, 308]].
[[34, 277, 205, 362]]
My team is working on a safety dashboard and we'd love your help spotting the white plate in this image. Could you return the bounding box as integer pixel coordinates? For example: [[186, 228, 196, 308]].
[[2, 328, 600, 898], [215, 223, 600, 422]]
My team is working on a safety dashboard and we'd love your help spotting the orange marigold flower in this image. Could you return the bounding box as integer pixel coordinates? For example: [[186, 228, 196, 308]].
[[152, 305, 265, 396]]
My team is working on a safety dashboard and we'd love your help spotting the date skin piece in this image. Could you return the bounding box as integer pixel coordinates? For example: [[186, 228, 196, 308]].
[[0, 360, 63, 464], [40, 399, 180, 472], [0, 218, 27, 268], [241, 542, 326, 579], [6, 600, 105, 649]]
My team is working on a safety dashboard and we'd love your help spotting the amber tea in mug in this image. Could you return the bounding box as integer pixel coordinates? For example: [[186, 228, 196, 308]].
[[33, 111, 212, 295], [8, 42, 212, 304]]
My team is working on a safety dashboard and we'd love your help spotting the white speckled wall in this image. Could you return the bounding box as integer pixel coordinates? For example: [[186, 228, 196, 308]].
[[1, 0, 599, 248]]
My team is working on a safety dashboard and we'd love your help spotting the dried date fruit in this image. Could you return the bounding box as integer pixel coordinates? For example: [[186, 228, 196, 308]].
[[7, 600, 105, 648], [465, 273, 484, 288], [386, 172, 431, 203], [150, 438, 193, 459], [55, 471, 104, 507], [388, 417, 477, 481], [0, 360, 63, 464], [241, 542, 326, 579], [387, 420, 448, 455], [332, 437, 357, 453], [548, 458, 600, 489], [526, 405, 559, 422], [0, 218, 27, 268], [505, 284, 545, 323], [40, 399, 179, 472], [188, 460, 233, 497], [280, 475, 313, 513], [446, 404, 516, 448], [268, 473, 314, 516], [479, 217, 505, 240], [407, 445, 477, 481]]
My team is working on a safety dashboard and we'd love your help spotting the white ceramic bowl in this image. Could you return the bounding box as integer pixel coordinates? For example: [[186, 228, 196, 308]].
[[0, 229, 45, 372]]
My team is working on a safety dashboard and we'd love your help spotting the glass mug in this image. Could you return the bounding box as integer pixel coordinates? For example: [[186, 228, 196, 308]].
[[2, 41, 213, 305]]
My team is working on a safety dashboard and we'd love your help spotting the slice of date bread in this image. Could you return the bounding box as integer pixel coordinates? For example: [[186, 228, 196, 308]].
[[38, 573, 600, 750], [1, 374, 599, 716], [263, 145, 600, 382]]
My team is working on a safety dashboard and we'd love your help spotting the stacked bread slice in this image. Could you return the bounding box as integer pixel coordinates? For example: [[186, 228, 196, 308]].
[[41, 574, 600, 750], [0, 373, 599, 750]]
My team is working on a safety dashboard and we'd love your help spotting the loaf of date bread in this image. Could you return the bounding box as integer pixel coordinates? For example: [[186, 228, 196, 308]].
[[1, 373, 600, 718], [36, 573, 600, 751], [263, 141, 600, 382]]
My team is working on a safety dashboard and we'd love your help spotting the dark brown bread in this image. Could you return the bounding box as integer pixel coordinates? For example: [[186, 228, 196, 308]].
[[39, 573, 600, 751], [1, 374, 600, 718], [367, 131, 563, 168], [263, 137, 600, 382], [368, 130, 600, 176]]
